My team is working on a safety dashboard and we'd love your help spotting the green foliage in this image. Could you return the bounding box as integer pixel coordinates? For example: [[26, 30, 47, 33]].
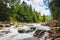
[[0, 1, 9, 21], [0, 0, 42, 23], [45, 16, 52, 22], [42, 15, 45, 22], [41, 15, 52, 22], [50, 0, 60, 21]]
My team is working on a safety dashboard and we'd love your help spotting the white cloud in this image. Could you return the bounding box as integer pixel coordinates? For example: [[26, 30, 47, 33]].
[[20, 0, 51, 16], [33, 0, 43, 3]]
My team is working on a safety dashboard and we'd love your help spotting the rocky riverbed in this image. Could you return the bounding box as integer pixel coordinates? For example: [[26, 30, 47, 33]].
[[0, 23, 60, 40]]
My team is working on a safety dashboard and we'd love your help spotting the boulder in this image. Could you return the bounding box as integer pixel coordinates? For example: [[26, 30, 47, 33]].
[[47, 27, 60, 40], [30, 27, 36, 31], [33, 30, 45, 38], [5, 24, 11, 27], [41, 20, 58, 27], [18, 29, 25, 33], [0, 24, 3, 27]]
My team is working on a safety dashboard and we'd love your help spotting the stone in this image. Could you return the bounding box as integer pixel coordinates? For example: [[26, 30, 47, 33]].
[[18, 29, 25, 33], [33, 30, 45, 38], [41, 20, 58, 27], [5, 24, 11, 27]]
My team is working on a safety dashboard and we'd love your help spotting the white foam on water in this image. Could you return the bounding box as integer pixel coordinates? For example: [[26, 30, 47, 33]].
[[0, 24, 51, 40], [36, 26, 51, 31]]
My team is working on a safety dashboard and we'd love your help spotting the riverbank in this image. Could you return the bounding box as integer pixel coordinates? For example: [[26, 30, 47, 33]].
[[0, 21, 41, 28], [0, 21, 60, 40]]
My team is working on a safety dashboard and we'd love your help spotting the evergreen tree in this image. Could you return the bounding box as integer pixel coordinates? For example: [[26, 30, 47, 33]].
[[50, 0, 60, 21], [0, 0, 42, 23]]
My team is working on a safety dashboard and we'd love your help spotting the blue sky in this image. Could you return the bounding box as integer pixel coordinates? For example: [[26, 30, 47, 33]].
[[20, 0, 51, 16]]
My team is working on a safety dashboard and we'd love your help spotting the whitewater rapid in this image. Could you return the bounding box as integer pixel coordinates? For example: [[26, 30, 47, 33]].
[[0, 23, 51, 40]]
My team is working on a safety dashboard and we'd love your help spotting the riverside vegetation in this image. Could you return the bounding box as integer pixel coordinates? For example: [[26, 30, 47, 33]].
[[0, 0, 51, 23]]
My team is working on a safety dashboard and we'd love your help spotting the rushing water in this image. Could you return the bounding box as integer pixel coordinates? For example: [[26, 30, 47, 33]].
[[0, 23, 51, 40]]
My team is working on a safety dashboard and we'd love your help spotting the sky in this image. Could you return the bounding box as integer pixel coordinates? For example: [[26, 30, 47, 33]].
[[20, 0, 51, 16]]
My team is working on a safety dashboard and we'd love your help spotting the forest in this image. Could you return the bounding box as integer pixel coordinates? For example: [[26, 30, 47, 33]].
[[0, 0, 51, 23], [49, 0, 60, 27]]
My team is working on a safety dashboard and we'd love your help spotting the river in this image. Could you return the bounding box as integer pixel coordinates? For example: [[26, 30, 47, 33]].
[[0, 23, 51, 40]]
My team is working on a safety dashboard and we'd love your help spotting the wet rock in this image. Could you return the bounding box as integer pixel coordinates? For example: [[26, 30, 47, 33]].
[[41, 20, 58, 27], [46, 27, 60, 40], [30, 27, 36, 31], [56, 21, 60, 27], [1, 31, 10, 34], [33, 30, 45, 38], [0, 24, 3, 27], [18, 29, 25, 33], [10, 22, 14, 25], [5, 24, 11, 27], [26, 29, 33, 33], [0, 27, 3, 30], [0, 30, 10, 36], [54, 38, 60, 40], [41, 22, 48, 26], [4, 21, 10, 24]]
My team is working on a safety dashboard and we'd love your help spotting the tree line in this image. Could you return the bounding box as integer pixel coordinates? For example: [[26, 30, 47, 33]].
[[0, 0, 43, 23], [0, 0, 51, 23]]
